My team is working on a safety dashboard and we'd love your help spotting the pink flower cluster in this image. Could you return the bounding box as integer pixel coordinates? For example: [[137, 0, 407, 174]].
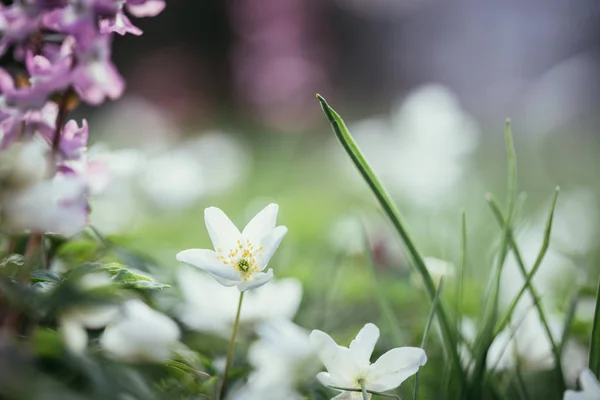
[[0, 0, 164, 236]]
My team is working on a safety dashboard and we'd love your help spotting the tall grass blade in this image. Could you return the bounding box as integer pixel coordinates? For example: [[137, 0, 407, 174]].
[[487, 189, 565, 390], [468, 121, 518, 398], [317, 94, 466, 389]]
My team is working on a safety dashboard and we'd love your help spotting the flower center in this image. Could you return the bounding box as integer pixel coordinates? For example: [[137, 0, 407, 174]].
[[217, 239, 264, 280]]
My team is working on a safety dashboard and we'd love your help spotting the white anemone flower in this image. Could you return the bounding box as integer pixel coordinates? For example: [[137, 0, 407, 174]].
[[100, 299, 180, 363], [310, 323, 427, 399], [564, 369, 600, 400], [229, 320, 319, 400], [176, 203, 287, 292], [176, 267, 302, 336]]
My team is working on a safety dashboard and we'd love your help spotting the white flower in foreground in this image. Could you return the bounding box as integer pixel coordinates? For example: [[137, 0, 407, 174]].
[[229, 321, 319, 400], [177, 267, 302, 336], [100, 299, 180, 363], [176, 203, 287, 292], [564, 369, 600, 400], [310, 323, 426, 399]]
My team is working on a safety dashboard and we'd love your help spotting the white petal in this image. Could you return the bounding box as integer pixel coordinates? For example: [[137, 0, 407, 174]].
[[237, 269, 273, 292], [176, 248, 242, 282], [349, 323, 379, 366], [59, 318, 88, 353], [257, 225, 287, 269], [310, 329, 361, 387], [332, 392, 368, 400], [366, 347, 427, 392], [242, 203, 279, 244], [212, 274, 242, 287], [562, 390, 581, 400], [316, 371, 338, 388], [579, 368, 600, 394], [204, 206, 241, 251]]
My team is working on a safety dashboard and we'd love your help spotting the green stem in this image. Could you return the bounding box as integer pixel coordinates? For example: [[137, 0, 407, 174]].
[[359, 379, 369, 400], [219, 291, 245, 399], [317, 95, 466, 389]]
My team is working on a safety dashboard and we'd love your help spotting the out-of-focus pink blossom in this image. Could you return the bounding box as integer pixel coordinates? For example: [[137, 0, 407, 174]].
[[100, 9, 142, 36], [60, 119, 88, 160], [72, 35, 125, 104], [126, 0, 165, 18]]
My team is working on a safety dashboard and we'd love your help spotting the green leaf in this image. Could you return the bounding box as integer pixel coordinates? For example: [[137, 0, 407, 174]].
[[317, 94, 466, 391], [589, 278, 600, 377], [30, 270, 64, 284], [102, 263, 170, 290]]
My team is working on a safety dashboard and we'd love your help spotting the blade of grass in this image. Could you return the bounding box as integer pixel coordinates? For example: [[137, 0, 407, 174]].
[[560, 290, 580, 353], [589, 277, 600, 377], [363, 227, 405, 346], [317, 95, 466, 389], [494, 188, 560, 334], [487, 190, 565, 391], [414, 278, 445, 400], [468, 121, 518, 398]]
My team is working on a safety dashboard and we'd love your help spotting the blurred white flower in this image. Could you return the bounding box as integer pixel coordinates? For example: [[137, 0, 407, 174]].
[[100, 299, 180, 363], [229, 320, 318, 400], [176, 204, 287, 292], [177, 267, 302, 336], [460, 304, 563, 372], [139, 149, 206, 211], [3, 174, 88, 236], [328, 216, 364, 256], [58, 272, 118, 354], [88, 146, 146, 234], [185, 131, 250, 195], [411, 256, 455, 287], [310, 323, 426, 399], [564, 369, 600, 400], [341, 84, 479, 207], [0, 138, 49, 189]]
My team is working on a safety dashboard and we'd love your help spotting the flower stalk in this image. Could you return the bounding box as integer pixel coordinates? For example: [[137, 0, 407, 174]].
[[220, 291, 245, 399]]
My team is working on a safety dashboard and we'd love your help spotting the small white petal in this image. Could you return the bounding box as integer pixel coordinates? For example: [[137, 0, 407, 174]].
[[212, 274, 242, 287], [366, 347, 427, 392], [310, 330, 361, 387], [242, 203, 279, 244], [204, 206, 241, 251], [59, 318, 88, 353], [349, 323, 379, 366], [257, 226, 288, 269], [579, 369, 600, 391], [237, 269, 273, 292], [316, 371, 338, 388], [176, 248, 241, 282]]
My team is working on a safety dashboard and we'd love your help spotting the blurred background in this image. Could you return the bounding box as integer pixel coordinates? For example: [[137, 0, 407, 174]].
[[73, 1, 600, 395]]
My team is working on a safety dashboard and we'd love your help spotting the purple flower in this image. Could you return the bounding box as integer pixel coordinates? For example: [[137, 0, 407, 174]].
[[100, 8, 142, 36], [125, 0, 165, 18], [71, 35, 125, 104], [60, 119, 88, 160], [0, 101, 58, 149], [0, 4, 43, 56]]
